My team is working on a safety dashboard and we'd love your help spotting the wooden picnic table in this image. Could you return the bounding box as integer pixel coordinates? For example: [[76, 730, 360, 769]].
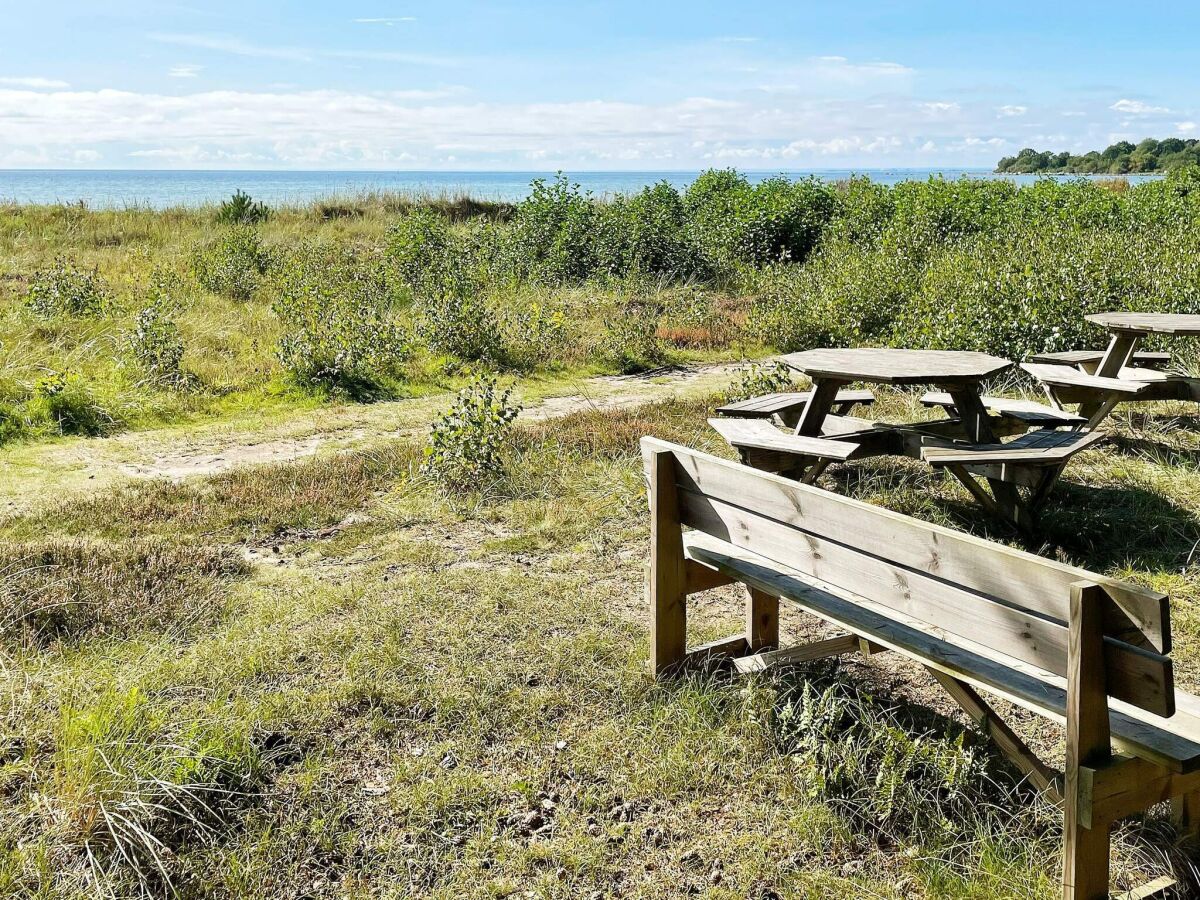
[[778, 348, 1013, 443], [1076, 313, 1200, 421]]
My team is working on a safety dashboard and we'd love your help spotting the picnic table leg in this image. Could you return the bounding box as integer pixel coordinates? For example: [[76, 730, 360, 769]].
[[1079, 332, 1141, 421], [793, 378, 848, 437], [745, 588, 779, 653], [648, 450, 688, 677]]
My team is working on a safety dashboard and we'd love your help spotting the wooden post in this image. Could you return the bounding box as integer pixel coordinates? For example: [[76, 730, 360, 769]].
[[1063, 582, 1113, 900], [1171, 791, 1200, 844], [746, 588, 779, 653], [1080, 333, 1140, 420], [649, 450, 688, 677], [793, 378, 845, 437]]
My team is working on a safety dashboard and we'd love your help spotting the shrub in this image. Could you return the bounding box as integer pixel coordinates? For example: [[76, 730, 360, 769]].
[[418, 291, 502, 364], [722, 362, 797, 403], [26, 372, 116, 437], [387, 208, 478, 300], [599, 300, 666, 374], [216, 189, 270, 225], [23, 258, 109, 318], [684, 170, 837, 269], [594, 182, 706, 279], [190, 225, 271, 301], [498, 299, 570, 371], [125, 303, 186, 386], [422, 374, 521, 492], [273, 244, 410, 391], [509, 174, 598, 282]]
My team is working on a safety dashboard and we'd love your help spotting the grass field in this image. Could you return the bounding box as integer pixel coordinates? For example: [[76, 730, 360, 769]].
[[5, 377, 1200, 899]]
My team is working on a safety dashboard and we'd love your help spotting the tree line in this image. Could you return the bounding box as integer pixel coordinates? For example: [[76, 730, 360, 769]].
[[996, 138, 1200, 175]]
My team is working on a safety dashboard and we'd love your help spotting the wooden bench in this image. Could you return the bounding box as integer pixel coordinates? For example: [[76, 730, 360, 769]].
[[921, 391, 1087, 428], [1031, 350, 1172, 373], [1022, 363, 1152, 429], [643, 437, 1199, 899], [707, 417, 861, 483], [715, 389, 875, 428], [920, 430, 1106, 533]]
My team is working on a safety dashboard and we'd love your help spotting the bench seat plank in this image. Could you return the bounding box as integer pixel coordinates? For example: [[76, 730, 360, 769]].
[[921, 429, 1106, 468], [1022, 362, 1152, 396], [683, 531, 1200, 772], [1031, 350, 1171, 369], [921, 392, 1086, 427], [715, 389, 874, 418], [708, 418, 861, 461]]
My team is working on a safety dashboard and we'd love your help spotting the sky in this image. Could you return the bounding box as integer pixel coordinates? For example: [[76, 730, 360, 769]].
[[0, 0, 1197, 171]]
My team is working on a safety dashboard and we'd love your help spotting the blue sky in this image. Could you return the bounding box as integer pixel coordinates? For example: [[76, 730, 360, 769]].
[[1, 0, 1196, 170]]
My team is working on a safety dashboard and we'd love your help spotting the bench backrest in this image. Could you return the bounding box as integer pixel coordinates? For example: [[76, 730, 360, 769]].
[[642, 437, 1174, 717]]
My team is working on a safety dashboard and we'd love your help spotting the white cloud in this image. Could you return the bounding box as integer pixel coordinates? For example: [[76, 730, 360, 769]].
[[1178, 122, 1198, 135], [996, 105, 1027, 117], [150, 33, 312, 62], [810, 55, 913, 79], [0, 76, 69, 89], [1110, 98, 1170, 115], [352, 17, 417, 25], [918, 101, 960, 117], [168, 65, 202, 79]]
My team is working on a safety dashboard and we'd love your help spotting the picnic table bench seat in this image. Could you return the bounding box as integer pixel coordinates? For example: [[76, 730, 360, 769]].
[[643, 437, 1198, 899], [715, 389, 874, 428], [1022, 362, 1153, 429], [921, 391, 1087, 428], [1031, 350, 1171, 372], [707, 417, 862, 483]]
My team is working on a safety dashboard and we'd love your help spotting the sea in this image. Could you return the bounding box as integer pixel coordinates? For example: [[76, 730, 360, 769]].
[[0, 168, 1164, 210]]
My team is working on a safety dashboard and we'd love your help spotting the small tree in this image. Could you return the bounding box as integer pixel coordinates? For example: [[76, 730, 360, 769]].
[[422, 375, 521, 492]]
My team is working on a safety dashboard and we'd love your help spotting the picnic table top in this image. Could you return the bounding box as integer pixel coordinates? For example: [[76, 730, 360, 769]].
[[779, 348, 1012, 385], [1086, 312, 1200, 335]]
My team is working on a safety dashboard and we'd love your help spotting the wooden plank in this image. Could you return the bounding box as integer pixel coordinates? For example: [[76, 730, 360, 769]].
[[1114, 877, 1176, 900], [1062, 582, 1113, 899], [1083, 754, 1200, 825], [716, 389, 874, 418], [927, 666, 1062, 799], [683, 634, 748, 667], [780, 348, 1012, 384], [648, 449, 687, 677], [1030, 350, 1171, 368], [922, 430, 1106, 467], [678, 491, 1173, 715], [733, 634, 861, 673], [793, 377, 846, 437], [642, 438, 1169, 654], [1022, 362, 1150, 395], [679, 532, 1196, 771], [1086, 312, 1200, 336], [708, 418, 860, 460], [921, 391, 1087, 426]]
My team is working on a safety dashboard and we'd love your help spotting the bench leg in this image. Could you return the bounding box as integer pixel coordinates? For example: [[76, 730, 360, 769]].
[[746, 588, 779, 653], [1172, 791, 1200, 843], [649, 450, 688, 677], [1063, 583, 1113, 900]]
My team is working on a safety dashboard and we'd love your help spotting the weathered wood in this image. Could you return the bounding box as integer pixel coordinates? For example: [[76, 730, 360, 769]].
[[733, 634, 861, 673], [927, 666, 1062, 799], [921, 391, 1087, 427], [921, 429, 1106, 467], [677, 531, 1195, 771], [793, 377, 847, 437], [715, 389, 875, 419], [1086, 312, 1200, 336], [679, 492, 1173, 715], [643, 438, 1170, 654], [708, 418, 861, 461], [1030, 350, 1171, 370], [1114, 876, 1177, 900], [648, 449, 687, 676], [682, 634, 749, 667], [1022, 362, 1150, 396], [780, 348, 1012, 385], [1082, 753, 1200, 826], [1172, 790, 1200, 842], [746, 587, 779, 652], [1063, 582, 1112, 900]]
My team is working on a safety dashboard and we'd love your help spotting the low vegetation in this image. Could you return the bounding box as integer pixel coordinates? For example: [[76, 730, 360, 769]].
[[3, 168, 1199, 450], [997, 138, 1200, 175]]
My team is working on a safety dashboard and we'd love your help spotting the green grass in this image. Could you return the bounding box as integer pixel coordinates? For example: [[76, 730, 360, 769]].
[[5, 388, 1200, 897]]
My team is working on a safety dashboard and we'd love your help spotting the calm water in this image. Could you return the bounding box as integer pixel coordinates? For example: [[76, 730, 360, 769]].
[[0, 168, 1164, 209]]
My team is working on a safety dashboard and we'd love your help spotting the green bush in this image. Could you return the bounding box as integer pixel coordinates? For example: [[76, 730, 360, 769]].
[[498, 300, 570, 371], [722, 361, 797, 403], [386, 208, 479, 300], [598, 300, 666, 374], [190, 225, 271, 301], [273, 244, 410, 391], [594, 182, 707, 279], [422, 374, 521, 492], [23, 258, 109, 318], [216, 189, 270, 225], [509, 174, 599, 282], [125, 304, 186, 386]]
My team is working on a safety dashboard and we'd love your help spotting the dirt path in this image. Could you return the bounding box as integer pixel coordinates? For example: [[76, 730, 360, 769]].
[[0, 362, 745, 514]]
